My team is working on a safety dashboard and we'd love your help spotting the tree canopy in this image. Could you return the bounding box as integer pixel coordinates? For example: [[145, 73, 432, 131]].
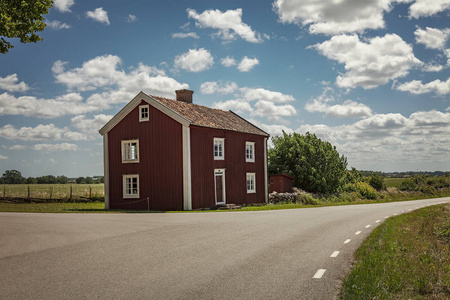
[[0, 0, 53, 53], [268, 131, 348, 194]]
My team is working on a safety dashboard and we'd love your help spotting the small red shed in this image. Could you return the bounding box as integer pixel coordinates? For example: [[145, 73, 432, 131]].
[[269, 173, 294, 193]]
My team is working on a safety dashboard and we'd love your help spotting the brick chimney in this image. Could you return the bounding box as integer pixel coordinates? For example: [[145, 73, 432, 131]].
[[175, 89, 194, 104]]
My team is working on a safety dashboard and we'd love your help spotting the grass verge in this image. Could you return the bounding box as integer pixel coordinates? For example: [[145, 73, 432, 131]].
[[339, 203, 450, 299], [0, 202, 107, 213]]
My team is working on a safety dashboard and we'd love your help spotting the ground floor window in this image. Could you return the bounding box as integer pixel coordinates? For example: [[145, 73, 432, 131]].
[[123, 174, 139, 198], [246, 173, 256, 193]]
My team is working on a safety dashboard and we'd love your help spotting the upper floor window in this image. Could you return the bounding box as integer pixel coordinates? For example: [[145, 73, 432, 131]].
[[246, 142, 255, 162], [123, 174, 139, 198], [122, 140, 139, 163], [246, 173, 256, 193], [214, 138, 224, 160], [139, 105, 149, 122]]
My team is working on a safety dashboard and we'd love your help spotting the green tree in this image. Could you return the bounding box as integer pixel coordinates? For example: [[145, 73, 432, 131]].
[[0, 0, 53, 54], [26, 176, 37, 184], [368, 172, 386, 191], [76, 177, 86, 184], [1, 169, 25, 184], [84, 177, 94, 184], [56, 175, 68, 184], [268, 131, 348, 194]]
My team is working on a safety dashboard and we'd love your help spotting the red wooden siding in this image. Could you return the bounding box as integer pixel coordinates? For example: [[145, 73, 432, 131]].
[[108, 100, 184, 210], [190, 126, 266, 209], [269, 174, 294, 193]]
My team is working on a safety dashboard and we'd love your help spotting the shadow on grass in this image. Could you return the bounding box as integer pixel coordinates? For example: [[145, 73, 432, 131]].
[[67, 208, 169, 213]]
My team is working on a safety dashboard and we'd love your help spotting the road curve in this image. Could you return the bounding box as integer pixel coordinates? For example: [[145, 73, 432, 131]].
[[1, 197, 449, 300]]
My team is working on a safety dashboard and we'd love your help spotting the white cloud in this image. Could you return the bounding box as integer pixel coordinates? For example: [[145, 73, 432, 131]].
[[33, 143, 78, 153], [0, 124, 83, 141], [415, 27, 450, 50], [248, 119, 294, 137], [409, 0, 450, 19], [312, 34, 421, 89], [127, 14, 137, 23], [45, 20, 71, 30], [71, 114, 113, 134], [174, 48, 214, 72], [187, 8, 263, 43], [237, 56, 259, 72], [200, 81, 238, 94], [0, 74, 29, 92], [239, 87, 295, 103], [213, 100, 253, 114], [86, 7, 110, 25], [254, 100, 297, 122], [221, 56, 237, 67], [0, 93, 100, 118], [52, 60, 68, 74], [395, 78, 450, 95], [172, 32, 199, 39], [53, 0, 75, 13], [422, 63, 444, 72], [0, 154, 7, 160], [273, 0, 391, 35], [9, 145, 26, 150]]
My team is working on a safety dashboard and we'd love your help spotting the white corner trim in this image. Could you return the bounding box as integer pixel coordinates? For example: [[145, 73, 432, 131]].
[[264, 137, 268, 203], [103, 133, 110, 209], [182, 125, 192, 210]]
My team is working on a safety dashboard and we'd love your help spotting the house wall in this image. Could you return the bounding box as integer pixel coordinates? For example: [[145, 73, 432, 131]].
[[108, 100, 184, 210], [190, 126, 267, 209]]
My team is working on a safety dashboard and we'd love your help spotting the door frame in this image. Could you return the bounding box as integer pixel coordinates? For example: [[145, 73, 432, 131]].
[[214, 169, 226, 205]]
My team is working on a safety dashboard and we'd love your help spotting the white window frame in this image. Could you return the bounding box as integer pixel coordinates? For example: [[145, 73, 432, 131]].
[[123, 174, 139, 198], [139, 105, 149, 122], [214, 138, 225, 160], [246, 173, 256, 193], [245, 142, 255, 163], [121, 140, 139, 163]]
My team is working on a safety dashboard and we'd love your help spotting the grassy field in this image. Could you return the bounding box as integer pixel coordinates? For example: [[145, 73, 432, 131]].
[[1, 184, 104, 200], [384, 177, 407, 188], [340, 203, 450, 299], [0, 202, 106, 213]]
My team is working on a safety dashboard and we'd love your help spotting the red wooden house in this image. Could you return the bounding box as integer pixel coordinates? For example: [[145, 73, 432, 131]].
[[99, 90, 269, 210]]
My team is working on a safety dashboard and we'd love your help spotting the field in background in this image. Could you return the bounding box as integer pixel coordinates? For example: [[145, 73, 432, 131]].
[[1, 184, 104, 201], [384, 177, 406, 188]]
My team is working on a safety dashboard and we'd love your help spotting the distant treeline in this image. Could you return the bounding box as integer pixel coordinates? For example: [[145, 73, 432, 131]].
[[359, 170, 449, 178], [0, 170, 104, 185]]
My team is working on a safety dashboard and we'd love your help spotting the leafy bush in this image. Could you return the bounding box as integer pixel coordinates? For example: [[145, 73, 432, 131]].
[[399, 175, 449, 194], [343, 182, 378, 200], [368, 173, 386, 191]]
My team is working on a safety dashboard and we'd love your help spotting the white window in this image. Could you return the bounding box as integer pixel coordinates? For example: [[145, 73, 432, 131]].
[[214, 138, 225, 160], [246, 142, 255, 162], [123, 175, 139, 198], [122, 140, 139, 163], [247, 173, 256, 193], [139, 105, 149, 122]]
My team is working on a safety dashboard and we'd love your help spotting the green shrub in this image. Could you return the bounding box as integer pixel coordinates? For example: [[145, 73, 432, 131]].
[[343, 182, 378, 200], [368, 173, 386, 191]]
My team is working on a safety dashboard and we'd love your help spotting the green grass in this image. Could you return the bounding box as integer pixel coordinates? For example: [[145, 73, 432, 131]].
[[384, 177, 407, 188], [340, 203, 450, 299], [0, 202, 107, 213], [1, 184, 104, 200]]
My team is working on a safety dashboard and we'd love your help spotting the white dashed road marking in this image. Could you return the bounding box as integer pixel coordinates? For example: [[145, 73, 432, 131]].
[[355, 231, 361, 235], [365, 225, 371, 228], [313, 269, 326, 279], [344, 239, 351, 244], [330, 251, 340, 258], [375, 220, 381, 223]]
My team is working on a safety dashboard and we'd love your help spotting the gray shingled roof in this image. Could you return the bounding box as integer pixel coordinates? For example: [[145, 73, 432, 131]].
[[151, 95, 269, 137]]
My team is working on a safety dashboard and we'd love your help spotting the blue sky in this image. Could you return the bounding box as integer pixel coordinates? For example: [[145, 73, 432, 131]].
[[0, 0, 449, 177]]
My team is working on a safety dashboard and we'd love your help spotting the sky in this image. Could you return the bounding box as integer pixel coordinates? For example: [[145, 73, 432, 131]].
[[0, 0, 449, 177]]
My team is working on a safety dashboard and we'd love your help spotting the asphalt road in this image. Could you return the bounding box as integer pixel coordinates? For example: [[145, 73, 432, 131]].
[[1, 197, 449, 300]]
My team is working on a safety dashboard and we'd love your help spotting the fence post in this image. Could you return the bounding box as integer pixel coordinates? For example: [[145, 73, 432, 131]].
[[50, 187, 53, 199], [147, 197, 149, 211], [70, 184, 73, 202], [89, 187, 92, 200], [3, 184, 5, 199], [27, 185, 30, 201]]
